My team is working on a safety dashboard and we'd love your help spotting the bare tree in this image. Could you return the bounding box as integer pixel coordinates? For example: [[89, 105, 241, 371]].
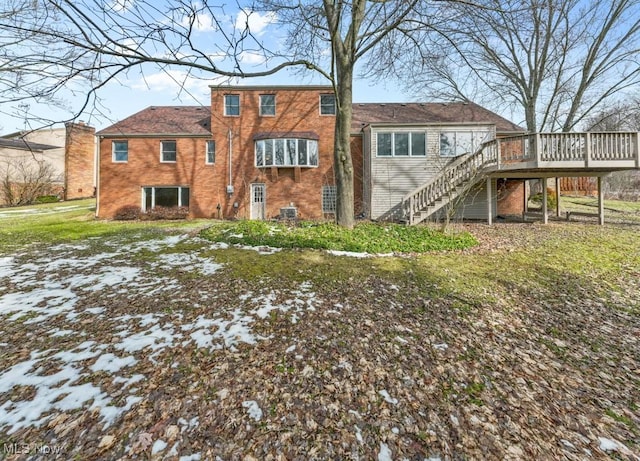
[[1, 158, 61, 206], [0, 0, 428, 228], [403, 0, 640, 132]]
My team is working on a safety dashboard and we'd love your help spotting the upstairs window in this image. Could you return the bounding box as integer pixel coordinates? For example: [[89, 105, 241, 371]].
[[440, 131, 491, 157], [206, 140, 215, 164], [320, 94, 336, 115], [377, 132, 426, 157], [161, 140, 177, 162], [255, 138, 319, 167], [224, 94, 240, 116], [260, 94, 276, 116], [112, 140, 128, 162]]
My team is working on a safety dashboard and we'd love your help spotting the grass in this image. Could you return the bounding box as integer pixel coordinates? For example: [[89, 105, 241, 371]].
[[200, 220, 477, 253], [0, 199, 207, 252]]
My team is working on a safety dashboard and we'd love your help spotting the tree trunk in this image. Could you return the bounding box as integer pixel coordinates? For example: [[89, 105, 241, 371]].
[[333, 59, 355, 228]]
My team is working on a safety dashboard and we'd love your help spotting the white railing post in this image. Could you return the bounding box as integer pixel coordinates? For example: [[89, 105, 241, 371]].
[[535, 133, 541, 165], [409, 196, 414, 225], [585, 132, 591, 167], [636, 133, 640, 168]]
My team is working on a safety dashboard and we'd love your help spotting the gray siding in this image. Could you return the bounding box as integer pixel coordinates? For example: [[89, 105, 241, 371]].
[[366, 124, 496, 220]]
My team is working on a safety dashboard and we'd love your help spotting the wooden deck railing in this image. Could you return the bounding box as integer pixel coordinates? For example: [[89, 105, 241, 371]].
[[493, 132, 640, 168], [399, 131, 640, 224]]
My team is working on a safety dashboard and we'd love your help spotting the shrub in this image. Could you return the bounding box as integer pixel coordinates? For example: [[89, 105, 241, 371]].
[[531, 187, 558, 209], [142, 206, 189, 220], [114, 205, 142, 221], [35, 195, 59, 204]]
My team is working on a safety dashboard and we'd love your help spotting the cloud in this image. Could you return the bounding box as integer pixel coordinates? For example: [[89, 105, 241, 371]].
[[129, 69, 216, 96], [181, 11, 218, 33], [234, 10, 277, 36], [238, 51, 267, 66]]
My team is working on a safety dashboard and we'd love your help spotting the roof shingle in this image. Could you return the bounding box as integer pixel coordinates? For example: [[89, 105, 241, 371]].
[[97, 106, 211, 136], [351, 102, 524, 133]]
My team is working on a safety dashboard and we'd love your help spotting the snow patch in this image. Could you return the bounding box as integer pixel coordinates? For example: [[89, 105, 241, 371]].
[[242, 400, 263, 421]]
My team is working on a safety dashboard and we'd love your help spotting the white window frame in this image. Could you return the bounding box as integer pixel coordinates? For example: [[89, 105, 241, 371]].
[[376, 132, 427, 157], [160, 140, 177, 163], [259, 94, 276, 116], [322, 185, 337, 213], [206, 140, 215, 164], [224, 94, 240, 116], [112, 140, 128, 163], [439, 131, 491, 157], [142, 186, 189, 211], [255, 138, 319, 167], [320, 94, 336, 116]]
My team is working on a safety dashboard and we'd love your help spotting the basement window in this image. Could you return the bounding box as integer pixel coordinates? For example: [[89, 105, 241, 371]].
[[143, 186, 189, 211]]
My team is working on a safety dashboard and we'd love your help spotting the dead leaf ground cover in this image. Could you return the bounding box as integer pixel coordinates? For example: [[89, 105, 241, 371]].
[[0, 205, 639, 460]]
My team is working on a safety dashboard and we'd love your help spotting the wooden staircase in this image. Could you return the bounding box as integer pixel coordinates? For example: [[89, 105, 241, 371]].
[[401, 142, 499, 225]]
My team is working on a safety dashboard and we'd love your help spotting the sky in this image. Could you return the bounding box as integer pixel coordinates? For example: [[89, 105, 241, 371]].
[[0, 5, 414, 134]]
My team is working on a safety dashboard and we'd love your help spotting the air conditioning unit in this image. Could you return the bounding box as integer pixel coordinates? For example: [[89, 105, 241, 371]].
[[279, 207, 297, 219]]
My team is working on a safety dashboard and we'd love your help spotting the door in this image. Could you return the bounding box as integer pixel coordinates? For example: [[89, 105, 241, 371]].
[[250, 183, 266, 220]]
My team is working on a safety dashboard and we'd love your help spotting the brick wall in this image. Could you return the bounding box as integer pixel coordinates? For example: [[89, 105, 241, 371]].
[[496, 179, 525, 216], [98, 136, 216, 218], [210, 86, 337, 220], [65, 122, 96, 200]]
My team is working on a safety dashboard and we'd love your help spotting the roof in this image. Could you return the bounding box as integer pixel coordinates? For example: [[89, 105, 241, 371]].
[[97, 106, 211, 137], [351, 102, 525, 133], [0, 138, 60, 151]]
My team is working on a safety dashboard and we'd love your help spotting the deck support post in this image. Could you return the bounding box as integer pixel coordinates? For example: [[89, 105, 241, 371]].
[[598, 176, 605, 225], [523, 180, 528, 221], [555, 177, 561, 217], [487, 177, 492, 225], [541, 178, 548, 224]]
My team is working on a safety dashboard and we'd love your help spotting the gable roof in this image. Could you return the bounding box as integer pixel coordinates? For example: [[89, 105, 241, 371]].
[[351, 102, 524, 133], [97, 106, 211, 137], [0, 138, 60, 152]]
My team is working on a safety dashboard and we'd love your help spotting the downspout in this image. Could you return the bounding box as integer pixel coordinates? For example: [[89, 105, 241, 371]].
[[95, 136, 101, 218], [228, 128, 232, 189]]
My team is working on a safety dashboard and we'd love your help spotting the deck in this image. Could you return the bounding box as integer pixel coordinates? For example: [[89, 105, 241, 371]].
[[483, 132, 640, 177], [402, 132, 640, 225]]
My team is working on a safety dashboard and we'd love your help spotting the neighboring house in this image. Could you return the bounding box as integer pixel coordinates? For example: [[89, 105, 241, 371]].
[[0, 122, 97, 205], [96, 85, 640, 224]]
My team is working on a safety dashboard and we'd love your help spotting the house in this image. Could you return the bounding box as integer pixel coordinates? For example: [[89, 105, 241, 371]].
[[96, 85, 640, 224], [0, 122, 96, 205]]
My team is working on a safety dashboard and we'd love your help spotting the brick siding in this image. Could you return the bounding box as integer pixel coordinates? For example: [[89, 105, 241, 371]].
[[65, 122, 96, 200]]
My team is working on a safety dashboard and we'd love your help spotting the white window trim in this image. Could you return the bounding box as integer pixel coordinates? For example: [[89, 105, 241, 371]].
[[160, 140, 177, 163], [224, 94, 240, 117], [319, 94, 336, 116], [376, 131, 427, 157], [439, 131, 490, 157], [205, 140, 215, 165], [259, 94, 276, 117], [322, 185, 337, 213], [141, 186, 189, 211], [255, 138, 319, 168], [112, 140, 128, 163]]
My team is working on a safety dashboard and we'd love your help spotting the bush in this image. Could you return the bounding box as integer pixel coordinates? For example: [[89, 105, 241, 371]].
[[114, 205, 142, 221], [531, 187, 558, 209], [141, 206, 189, 220], [35, 195, 59, 204]]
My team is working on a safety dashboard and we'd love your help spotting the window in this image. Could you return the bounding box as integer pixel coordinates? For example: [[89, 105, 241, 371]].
[[224, 94, 240, 116], [112, 141, 128, 162], [161, 141, 177, 162], [206, 140, 215, 164], [260, 94, 276, 116], [322, 185, 337, 213], [440, 131, 491, 157], [142, 186, 189, 211], [320, 94, 336, 115], [255, 138, 319, 167], [376, 132, 426, 157]]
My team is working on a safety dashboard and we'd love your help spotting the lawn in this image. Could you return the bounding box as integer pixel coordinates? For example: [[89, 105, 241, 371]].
[[0, 202, 639, 460]]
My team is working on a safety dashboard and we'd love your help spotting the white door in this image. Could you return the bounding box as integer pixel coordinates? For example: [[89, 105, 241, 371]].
[[250, 183, 266, 220]]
